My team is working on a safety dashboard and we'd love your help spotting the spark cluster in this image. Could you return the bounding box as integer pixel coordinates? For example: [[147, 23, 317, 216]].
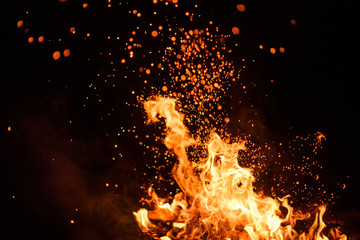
[[14, 0, 348, 234]]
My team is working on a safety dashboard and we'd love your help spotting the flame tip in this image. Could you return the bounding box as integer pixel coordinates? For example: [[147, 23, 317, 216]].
[[134, 97, 346, 240]]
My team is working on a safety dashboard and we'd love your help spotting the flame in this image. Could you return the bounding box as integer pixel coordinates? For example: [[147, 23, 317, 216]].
[[134, 97, 346, 240], [316, 132, 326, 144]]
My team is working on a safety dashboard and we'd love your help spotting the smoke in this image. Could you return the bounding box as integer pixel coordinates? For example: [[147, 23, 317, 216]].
[[5, 93, 142, 240]]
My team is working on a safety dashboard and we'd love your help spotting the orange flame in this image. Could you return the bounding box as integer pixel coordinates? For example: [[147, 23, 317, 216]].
[[134, 97, 346, 240]]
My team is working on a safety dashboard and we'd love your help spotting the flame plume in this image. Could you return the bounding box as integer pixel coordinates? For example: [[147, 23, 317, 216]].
[[134, 97, 346, 240]]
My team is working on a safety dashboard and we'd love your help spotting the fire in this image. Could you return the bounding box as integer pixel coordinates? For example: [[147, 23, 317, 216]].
[[134, 97, 347, 240], [316, 132, 326, 144]]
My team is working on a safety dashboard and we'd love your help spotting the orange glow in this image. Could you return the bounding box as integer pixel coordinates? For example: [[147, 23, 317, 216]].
[[145, 69, 151, 74], [151, 30, 158, 37], [259, 44, 264, 49], [171, 36, 176, 42], [38, 36, 44, 43], [231, 26, 240, 35], [279, 47, 285, 53], [82, 3, 88, 8], [270, 47, 276, 54], [224, 117, 230, 123], [162, 86, 168, 92], [134, 97, 346, 240], [53, 51, 61, 60], [17, 20, 23, 28], [236, 4, 246, 12], [316, 132, 326, 144], [70, 27, 76, 34], [28, 36, 34, 43], [290, 19, 296, 25], [7, 126, 11, 132], [63, 49, 71, 57]]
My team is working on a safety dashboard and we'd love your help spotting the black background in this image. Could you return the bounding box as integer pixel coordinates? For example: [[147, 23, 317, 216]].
[[1, 0, 358, 239]]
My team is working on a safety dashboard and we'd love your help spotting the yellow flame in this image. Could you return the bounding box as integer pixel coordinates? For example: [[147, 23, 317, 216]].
[[134, 97, 346, 239]]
